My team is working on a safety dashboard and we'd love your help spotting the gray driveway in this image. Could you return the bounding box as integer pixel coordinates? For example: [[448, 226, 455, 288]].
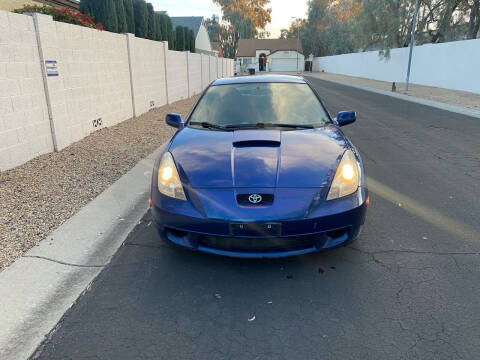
[[33, 78, 480, 360]]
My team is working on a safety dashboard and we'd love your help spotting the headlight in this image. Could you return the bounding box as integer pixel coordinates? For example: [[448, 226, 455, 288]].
[[326, 150, 360, 200], [157, 152, 186, 200]]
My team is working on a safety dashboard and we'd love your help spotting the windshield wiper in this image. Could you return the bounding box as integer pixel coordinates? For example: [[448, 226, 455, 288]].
[[226, 123, 314, 129], [189, 121, 230, 131]]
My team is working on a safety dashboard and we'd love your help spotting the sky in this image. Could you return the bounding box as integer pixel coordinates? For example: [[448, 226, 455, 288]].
[[150, 0, 308, 38]]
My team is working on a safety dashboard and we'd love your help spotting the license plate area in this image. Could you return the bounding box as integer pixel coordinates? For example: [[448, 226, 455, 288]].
[[229, 222, 282, 236]]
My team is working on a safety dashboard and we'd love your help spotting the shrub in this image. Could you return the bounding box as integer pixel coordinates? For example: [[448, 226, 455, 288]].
[[146, 2, 155, 40], [116, 0, 127, 33], [102, 0, 118, 33], [124, 0, 135, 33], [175, 25, 185, 51], [132, 0, 148, 38], [14, 5, 104, 30]]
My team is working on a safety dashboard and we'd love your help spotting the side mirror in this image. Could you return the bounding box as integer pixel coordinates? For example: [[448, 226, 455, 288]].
[[166, 113, 184, 129], [336, 111, 356, 127]]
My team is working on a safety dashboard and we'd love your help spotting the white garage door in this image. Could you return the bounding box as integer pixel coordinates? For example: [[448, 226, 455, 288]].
[[270, 58, 298, 72]]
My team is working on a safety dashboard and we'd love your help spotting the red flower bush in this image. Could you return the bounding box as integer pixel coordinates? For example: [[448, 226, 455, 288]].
[[14, 5, 103, 31]]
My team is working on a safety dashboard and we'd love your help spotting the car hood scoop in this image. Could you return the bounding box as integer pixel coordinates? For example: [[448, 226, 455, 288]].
[[170, 127, 348, 188], [232, 130, 280, 148]]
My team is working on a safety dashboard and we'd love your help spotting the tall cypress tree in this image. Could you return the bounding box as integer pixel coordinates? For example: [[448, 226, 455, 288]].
[[154, 14, 162, 41], [79, 0, 94, 18], [159, 15, 168, 41], [146, 3, 155, 40], [100, 0, 118, 32], [170, 30, 176, 50], [188, 29, 195, 52], [167, 17, 174, 48], [124, 0, 135, 34], [80, 0, 104, 23], [175, 26, 185, 50], [116, 0, 127, 33], [133, 0, 148, 38]]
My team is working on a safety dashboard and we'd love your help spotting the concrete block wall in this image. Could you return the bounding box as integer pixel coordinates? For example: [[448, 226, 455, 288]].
[[314, 39, 480, 94], [224, 58, 230, 77], [166, 50, 188, 103], [217, 58, 222, 80], [210, 56, 217, 82], [201, 54, 210, 89], [187, 52, 202, 97], [127, 35, 167, 116], [0, 10, 235, 171], [0, 11, 53, 171], [43, 18, 133, 150]]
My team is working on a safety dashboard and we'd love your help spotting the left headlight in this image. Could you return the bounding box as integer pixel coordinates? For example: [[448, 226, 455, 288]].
[[326, 149, 360, 200], [157, 152, 186, 200]]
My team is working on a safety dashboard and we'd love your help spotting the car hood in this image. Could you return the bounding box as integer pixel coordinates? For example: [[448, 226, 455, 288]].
[[169, 126, 348, 188]]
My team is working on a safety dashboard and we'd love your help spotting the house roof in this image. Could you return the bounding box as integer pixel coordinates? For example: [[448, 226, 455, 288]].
[[170, 17, 204, 38], [236, 38, 303, 57], [41, 0, 79, 10]]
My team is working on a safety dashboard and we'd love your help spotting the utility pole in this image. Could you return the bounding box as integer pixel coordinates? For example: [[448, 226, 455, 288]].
[[405, 0, 420, 91]]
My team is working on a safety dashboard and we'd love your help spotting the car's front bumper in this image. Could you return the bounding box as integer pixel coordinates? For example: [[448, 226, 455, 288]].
[[151, 198, 367, 258]]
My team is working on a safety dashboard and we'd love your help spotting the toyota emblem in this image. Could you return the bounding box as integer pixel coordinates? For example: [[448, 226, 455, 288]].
[[248, 194, 262, 204]]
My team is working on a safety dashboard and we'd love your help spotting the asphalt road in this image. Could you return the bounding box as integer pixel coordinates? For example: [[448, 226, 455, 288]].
[[33, 78, 480, 360]]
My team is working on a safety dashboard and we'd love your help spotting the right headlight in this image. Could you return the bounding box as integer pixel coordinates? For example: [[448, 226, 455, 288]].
[[326, 149, 360, 200], [157, 152, 186, 200]]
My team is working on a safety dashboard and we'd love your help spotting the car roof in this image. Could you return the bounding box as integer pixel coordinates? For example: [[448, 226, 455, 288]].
[[212, 74, 306, 86]]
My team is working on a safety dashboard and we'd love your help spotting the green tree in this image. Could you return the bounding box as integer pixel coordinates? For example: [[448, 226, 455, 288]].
[[146, 2, 155, 40], [103, 0, 118, 32], [213, 0, 271, 56], [116, 0, 127, 33], [133, 0, 148, 38], [204, 15, 236, 58], [166, 17, 174, 48], [279, 29, 288, 39], [124, 0, 135, 33], [298, 0, 480, 57], [79, 0, 96, 19], [154, 14, 162, 41], [170, 30, 176, 49], [188, 29, 195, 52], [175, 25, 185, 50], [467, 0, 480, 39], [159, 14, 169, 41], [205, 15, 222, 41]]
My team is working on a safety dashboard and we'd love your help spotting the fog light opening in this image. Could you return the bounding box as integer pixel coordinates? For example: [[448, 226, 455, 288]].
[[167, 228, 187, 238], [327, 229, 347, 239]]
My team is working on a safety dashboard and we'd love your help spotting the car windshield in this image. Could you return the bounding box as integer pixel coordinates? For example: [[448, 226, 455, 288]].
[[188, 82, 330, 129]]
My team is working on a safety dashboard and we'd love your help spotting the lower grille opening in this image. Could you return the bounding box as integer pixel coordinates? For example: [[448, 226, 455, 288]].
[[327, 228, 348, 239], [167, 228, 188, 238], [200, 236, 314, 252]]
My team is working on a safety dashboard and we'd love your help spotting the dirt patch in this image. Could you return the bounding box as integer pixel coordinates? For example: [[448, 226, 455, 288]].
[[0, 96, 199, 271]]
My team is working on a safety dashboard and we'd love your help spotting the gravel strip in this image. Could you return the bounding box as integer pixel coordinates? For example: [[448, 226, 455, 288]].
[[0, 96, 199, 271]]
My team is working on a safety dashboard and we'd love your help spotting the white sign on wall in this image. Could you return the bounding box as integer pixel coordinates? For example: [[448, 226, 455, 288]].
[[45, 60, 58, 77]]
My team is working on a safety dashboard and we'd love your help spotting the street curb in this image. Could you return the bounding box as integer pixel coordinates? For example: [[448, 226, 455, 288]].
[[303, 74, 480, 119], [0, 148, 162, 360]]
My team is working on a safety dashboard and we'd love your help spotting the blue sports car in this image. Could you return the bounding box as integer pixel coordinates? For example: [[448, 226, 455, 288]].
[[150, 75, 368, 258]]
